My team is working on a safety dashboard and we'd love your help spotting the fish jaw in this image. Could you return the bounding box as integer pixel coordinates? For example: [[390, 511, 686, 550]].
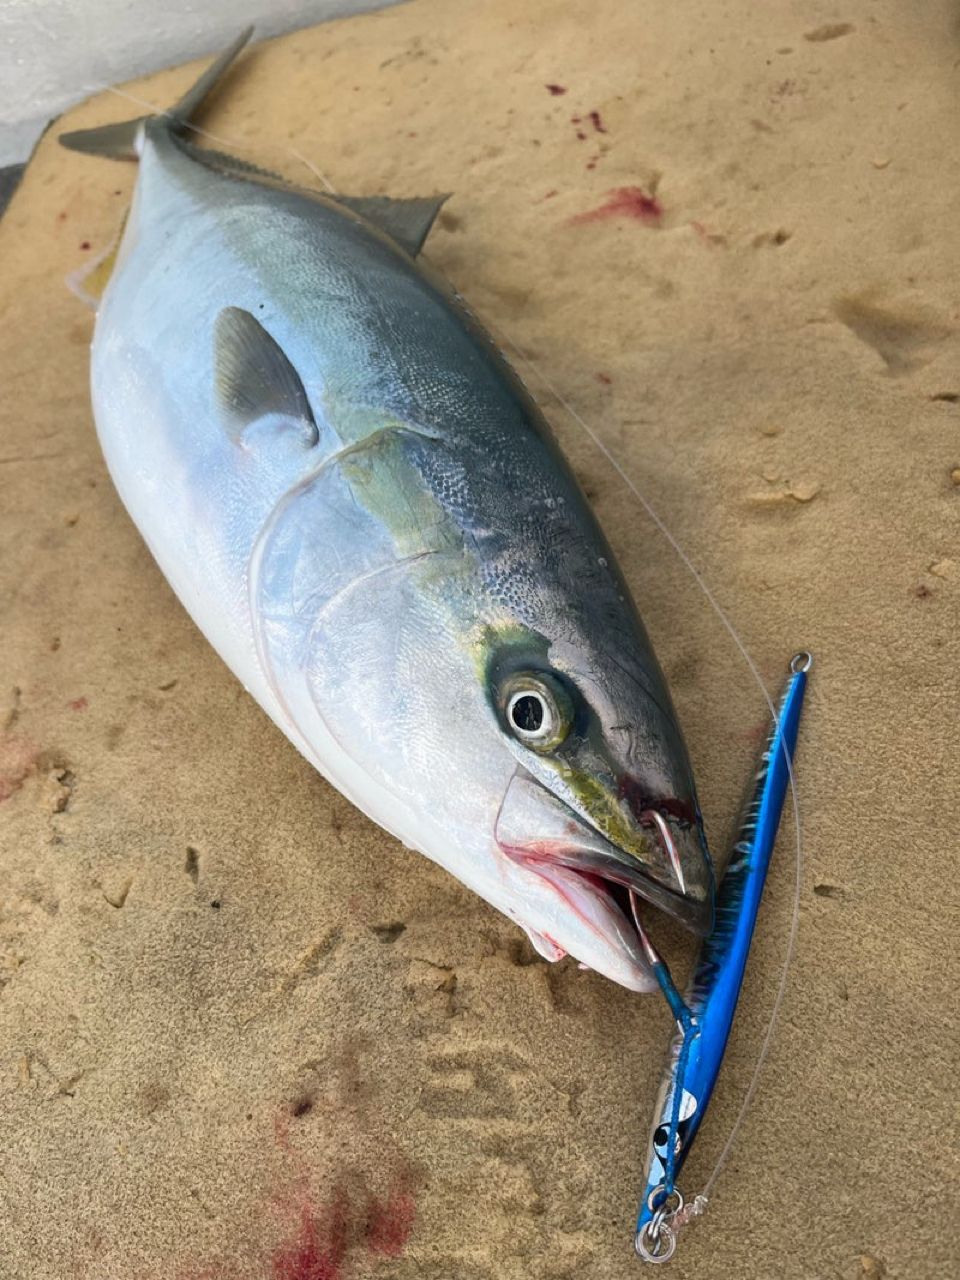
[[508, 855, 657, 992], [553, 769, 714, 935], [494, 768, 712, 979], [492, 769, 664, 989], [497, 847, 658, 992]]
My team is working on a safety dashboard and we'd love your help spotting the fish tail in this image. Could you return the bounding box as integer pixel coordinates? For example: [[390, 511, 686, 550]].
[[59, 26, 254, 159]]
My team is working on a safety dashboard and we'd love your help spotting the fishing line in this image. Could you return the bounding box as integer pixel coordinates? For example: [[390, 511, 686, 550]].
[[83, 76, 804, 1222], [99, 82, 340, 197]]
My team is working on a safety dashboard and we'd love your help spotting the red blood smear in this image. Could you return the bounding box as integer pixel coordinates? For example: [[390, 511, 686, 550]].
[[569, 186, 663, 226], [68, 696, 89, 711], [545, 83, 567, 96], [596, 372, 612, 384], [366, 1190, 416, 1257], [575, 130, 587, 141], [272, 1197, 348, 1280], [587, 109, 607, 133]]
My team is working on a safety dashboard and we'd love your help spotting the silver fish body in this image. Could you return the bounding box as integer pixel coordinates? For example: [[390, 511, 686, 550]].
[[68, 40, 714, 991]]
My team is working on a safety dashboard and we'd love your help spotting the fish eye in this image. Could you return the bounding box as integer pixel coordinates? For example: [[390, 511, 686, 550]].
[[508, 691, 548, 735], [500, 672, 573, 752]]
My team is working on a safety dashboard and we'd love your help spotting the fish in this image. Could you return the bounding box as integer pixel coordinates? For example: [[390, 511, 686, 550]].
[[60, 28, 715, 992]]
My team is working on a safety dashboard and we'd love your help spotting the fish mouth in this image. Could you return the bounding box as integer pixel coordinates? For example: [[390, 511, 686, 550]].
[[495, 770, 714, 975]]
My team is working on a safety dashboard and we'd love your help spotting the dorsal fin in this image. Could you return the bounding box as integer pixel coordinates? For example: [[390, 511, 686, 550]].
[[334, 194, 450, 256], [213, 306, 318, 446]]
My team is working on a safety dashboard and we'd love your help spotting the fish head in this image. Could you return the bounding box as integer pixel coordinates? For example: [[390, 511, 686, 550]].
[[236, 391, 713, 990], [480, 617, 715, 977]]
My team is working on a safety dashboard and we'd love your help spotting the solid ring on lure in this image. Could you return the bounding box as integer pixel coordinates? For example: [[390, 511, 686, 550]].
[[633, 652, 812, 1263]]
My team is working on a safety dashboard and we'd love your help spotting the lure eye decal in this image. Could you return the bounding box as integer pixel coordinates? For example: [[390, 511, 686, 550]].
[[651, 1091, 699, 1162], [499, 671, 573, 753]]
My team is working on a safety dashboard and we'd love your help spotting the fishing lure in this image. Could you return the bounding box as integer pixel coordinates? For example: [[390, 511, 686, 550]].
[[634, 652, 811, 1263]]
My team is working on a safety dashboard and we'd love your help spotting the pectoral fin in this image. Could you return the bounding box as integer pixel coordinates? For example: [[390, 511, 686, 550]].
[[334, 194, 450, 256], [213, 306, 318, 446]]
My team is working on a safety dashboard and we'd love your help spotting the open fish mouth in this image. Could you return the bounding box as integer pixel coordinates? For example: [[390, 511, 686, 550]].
[[495, 769, 714, 975]]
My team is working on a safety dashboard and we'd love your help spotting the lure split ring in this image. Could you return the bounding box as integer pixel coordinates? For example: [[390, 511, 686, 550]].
[[635, 1221, 676, 1264], [635, 1187, 683, 1263]]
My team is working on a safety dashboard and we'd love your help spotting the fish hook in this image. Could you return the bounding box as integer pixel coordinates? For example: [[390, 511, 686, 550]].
[[638, 808, 686, 896]]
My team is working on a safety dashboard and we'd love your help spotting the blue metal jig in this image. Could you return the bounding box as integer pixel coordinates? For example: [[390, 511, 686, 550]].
[[634, 651, 812, 1263]]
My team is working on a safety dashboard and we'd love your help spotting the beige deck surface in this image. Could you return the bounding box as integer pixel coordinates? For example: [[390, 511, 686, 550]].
[[1, 2, 957, 1277]]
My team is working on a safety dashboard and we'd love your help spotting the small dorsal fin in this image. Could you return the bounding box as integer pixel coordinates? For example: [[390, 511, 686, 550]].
[[334, 193, 450, 256], [213, 306, 318, 446]]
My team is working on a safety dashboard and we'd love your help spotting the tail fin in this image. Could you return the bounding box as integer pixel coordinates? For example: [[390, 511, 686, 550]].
[[59, 26, 254, 159]]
